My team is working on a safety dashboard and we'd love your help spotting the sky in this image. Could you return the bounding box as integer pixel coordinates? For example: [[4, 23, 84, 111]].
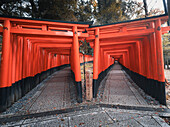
[[136, 0, 166, 12]]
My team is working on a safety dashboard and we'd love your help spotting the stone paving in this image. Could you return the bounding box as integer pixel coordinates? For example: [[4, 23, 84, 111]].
[[98, 64, 154, 107], [27, 68, 73, 113], [0, 64, 170, 126], [165, 69, 170, 108], [165, 69, 170, 82], [0, 67, 77, 116], [0, 107, 169, 127]]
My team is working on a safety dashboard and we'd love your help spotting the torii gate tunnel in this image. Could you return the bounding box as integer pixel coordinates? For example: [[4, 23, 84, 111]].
[[0, 15, 170, 112]]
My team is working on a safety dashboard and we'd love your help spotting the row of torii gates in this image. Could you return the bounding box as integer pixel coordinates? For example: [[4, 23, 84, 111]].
[[0, 15, 170, 112]]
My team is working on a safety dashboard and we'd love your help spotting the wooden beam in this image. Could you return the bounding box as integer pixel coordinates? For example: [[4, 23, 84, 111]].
[[89, 16, 168, 30], [100, 28, 154, 39], [87, 28, 154, 40], [10, 28, 88, 37], [37, 44, 72, 48], [0, 17, 90, 28]]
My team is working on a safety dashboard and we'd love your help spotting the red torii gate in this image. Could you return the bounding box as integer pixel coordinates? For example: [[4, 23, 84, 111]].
[[0, 14, 170, 112], [0, 16, 92, 112], [88, 15, 170, 105]]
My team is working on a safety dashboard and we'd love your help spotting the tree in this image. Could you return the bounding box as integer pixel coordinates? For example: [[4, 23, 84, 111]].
[[163, 33, 170, 69], [79, 39, 93, 96], [95, 0, 123, 24], [95, 0, 145, 25], [148, 8, 164, 17], [0, 0, 31, 17], [74, 0, 96, 22], [143, 0, 148, 17], [35, 0, 78, 21], [121, 0, 145, 20], [0, 0, 96, 22], [0, 0, 164, 24], [96, 1, 123, 24]]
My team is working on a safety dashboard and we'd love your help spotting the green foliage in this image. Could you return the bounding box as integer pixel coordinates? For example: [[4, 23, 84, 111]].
[[163, 33, 170, 55], [35, 0, 78, 21], [79, 39, 93, 56], [0, 0, 95, 22], [95, 0, 145, 24], [0, 0, 165, 24], [96, 1, 125, 24], [0, 0, 31, 17]]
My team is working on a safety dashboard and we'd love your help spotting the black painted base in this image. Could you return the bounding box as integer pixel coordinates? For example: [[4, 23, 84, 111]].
[[0, 87, 7, 112], [71, 70, 83, 103], [0, 64, 70, 113], [121, 65, 166, 105], [75, 82, 83, 103], [93, 80, 97, 98], [93, 64, 115, 98]]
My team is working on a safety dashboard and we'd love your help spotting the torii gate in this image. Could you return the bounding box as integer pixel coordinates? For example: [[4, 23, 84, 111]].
[[88, 15, 170, 105], [0, 16, 92, 112], [0, 14, 170, 112]]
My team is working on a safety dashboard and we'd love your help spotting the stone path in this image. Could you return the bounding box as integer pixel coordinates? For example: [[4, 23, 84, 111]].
[[0, 67, 77, 116], [1, 107, 169, 127], [0, 64, 170, 126], [165, 69, 170, 82], [165, 69, 170, 108], [27, 68, 74, 113], [99, 63, 151, 106]]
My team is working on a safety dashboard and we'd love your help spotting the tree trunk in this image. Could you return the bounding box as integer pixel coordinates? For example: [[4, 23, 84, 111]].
[[163, 0, 168, 14], [83, 54, 86, 96], [143, 0, 148, 17], [29, 0, 37, 18], [167, 59, 169, 69], [168, 0, 170, 25]]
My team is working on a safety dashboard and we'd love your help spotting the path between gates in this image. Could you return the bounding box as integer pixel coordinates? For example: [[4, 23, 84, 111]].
[[0, 64, 170, 126], [98, 63, 148, 106]]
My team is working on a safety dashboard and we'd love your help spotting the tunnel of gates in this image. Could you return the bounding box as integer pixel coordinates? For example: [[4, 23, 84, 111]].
[[0, 14, 170, 112]]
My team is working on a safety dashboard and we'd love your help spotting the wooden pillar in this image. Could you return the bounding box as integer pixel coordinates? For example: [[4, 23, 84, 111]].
[[132, 44, 137, 73], [21, 37, 28, 96], [104, 52, 107, 70], [155, 19, 166, 105], [155, 19, 165, 82], [11, 35, 17, 103], [5, 30, 13, 108], [136, 41, 141, 74], [144, 37, 151, 79], [129, 46, 134, 71], [93, 28, 99, 98], [122, 54, 125, 66], [144, 37, 153, 95], [149, 22, 158, 80], [17, 36, 23, 99], [48, 53, 51, 70], [70, 47, 74, 72], [0, 20, 11, 87], [72, 26, 82, 103], [0, 20, 11, 112], [101, 49, 104, 71]]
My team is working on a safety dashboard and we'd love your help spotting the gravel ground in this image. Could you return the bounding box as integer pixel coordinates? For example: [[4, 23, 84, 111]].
[[1, 64, 169, 119], [0, 77, 48, 117], [124, 71, 161, 106], [165, 69, 170, 82], [165, 69, 170, 108], [97, 64, 163, 108], [1, 106, 169, 127], [0, 68, 78, 117]]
